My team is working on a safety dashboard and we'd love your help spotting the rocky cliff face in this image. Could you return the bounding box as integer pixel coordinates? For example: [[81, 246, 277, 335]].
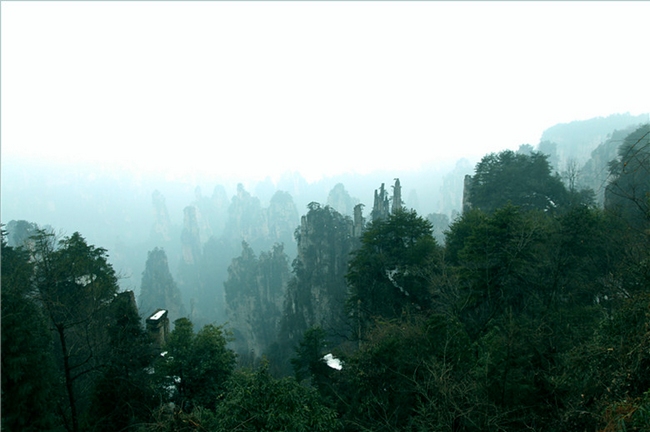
[[138, 247, 186, 323], [462, 174, 473, 214], [372, 179, 403, 221], [176, 184, 300, 329], [280, 203, 361, 346], [372, 183, 391, 221], [190, 186, 230, 242], [218, 185, 299, 257], [181, 206, 202, 266], [440, 158, 474, 219], [578, 125, 641, 205], [224, 184, 267, 250], [265, 191, 300, 259], [539, 113, 649, 168], [151, 190, 172, 243], [224, 242, 290, 359], [176, 204, 211, 324], [327, 183, 359, 217]]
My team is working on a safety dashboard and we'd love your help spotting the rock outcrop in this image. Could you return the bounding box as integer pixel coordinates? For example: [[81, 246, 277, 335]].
[[327, 183, 359, 217], [372, 178, 403, 221], [138, 248, 186, 323], [177, 184, 300, 329], [150, 190, 172, 243], [280, 204, 360, 345], [225, 242, 290, 360]]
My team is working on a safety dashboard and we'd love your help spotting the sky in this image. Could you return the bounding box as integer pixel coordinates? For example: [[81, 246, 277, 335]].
[[2, 1, 649, 184]]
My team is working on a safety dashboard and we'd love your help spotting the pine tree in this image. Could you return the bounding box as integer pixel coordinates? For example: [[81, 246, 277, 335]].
[[31, 230, 120, 432], [1, 232, 60, 431]]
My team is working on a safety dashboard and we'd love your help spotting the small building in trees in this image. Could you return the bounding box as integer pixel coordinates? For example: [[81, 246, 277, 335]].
[[146, 309, 169, 348]]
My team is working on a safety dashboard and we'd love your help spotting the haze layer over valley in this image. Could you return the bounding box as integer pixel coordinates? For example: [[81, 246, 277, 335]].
[[3, 3, 650, 429], [2, 113, 647, 323], [3, 113, 650, 431]]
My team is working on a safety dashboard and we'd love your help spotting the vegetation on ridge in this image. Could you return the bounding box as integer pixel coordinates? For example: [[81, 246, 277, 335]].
[[3, 124, 650, 431]]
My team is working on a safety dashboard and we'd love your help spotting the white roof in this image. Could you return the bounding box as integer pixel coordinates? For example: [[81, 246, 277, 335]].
[[149, 309, 167, 321]]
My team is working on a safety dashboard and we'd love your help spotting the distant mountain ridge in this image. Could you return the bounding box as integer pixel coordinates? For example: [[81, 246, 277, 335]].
[[533, 113, 649, 205], [3, 112, 648, 298], [538, 112, 649, 167]]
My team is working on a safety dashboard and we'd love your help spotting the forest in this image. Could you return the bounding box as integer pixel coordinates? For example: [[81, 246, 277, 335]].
[[2, 122, 650, 431]]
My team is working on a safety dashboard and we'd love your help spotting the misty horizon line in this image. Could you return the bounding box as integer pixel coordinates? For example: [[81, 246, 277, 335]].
[[2, 151, 478, 189]]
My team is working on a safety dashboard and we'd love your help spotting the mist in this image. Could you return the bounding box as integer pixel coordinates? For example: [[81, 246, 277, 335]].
[[2, 112, 646, 298]]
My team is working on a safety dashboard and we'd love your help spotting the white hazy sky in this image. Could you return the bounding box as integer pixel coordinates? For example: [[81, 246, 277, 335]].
[[2, 1, 649, 183]]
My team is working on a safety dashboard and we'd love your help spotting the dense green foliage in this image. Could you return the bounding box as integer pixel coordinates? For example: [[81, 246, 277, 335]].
[[1, 231, 154, 430], [467, 150, 569, 213], [89, 292, 158, 432], [212, 361, 339, 432], [33, 231, 121, 432], [1, 234, 59, 432], [347, 209, 440, 331], [156, 318, 236, 411], [3, 126, 650, 431]]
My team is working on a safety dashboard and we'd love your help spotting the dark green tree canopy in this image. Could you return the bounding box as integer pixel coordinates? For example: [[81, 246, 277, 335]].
[[1, 232, 59, 432], [158, 318, 236, 411], [213, 361, 339, 432], [89, 291, 157, 432], [28, 230, 121, 432], [291, 326, 332, 388], [346, 209, 439, 327], [467, 150, 569, 213], [35, 231, 119, 322]]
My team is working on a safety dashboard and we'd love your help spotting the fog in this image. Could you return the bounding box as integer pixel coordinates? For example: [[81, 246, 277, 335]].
[[2, 153, 462, 292], [3, 112, 649, 300], [5, 5, 650, 429], [2, 2, 650, 320]]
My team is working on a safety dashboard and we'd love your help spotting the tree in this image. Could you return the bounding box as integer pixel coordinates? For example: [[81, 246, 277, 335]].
[[88, 291, 158, 432], [334, 315, 474, 431], [444, 207, 553, 427], [291, 326, 332, 390], [466, 150, 570, 213], [444, 203, 628, 429], [562, 292, 650, 432], [212, 360, 339, 432], [346, 209, 439, 332], [1, 232, 60, 431], [157, 318, 236, 411], [451, 206, 549, 336], [31, 230, 120, 432]]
